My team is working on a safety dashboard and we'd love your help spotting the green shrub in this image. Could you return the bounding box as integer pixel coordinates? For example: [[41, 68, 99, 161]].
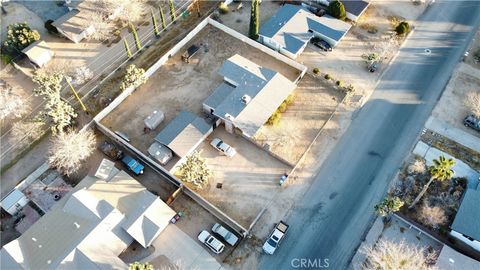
[[313, 68, 320, 74], [324, 74, 331, 80], [219, 2, 229, 14], [395, 21, 410, 35], [4, 23, 40, 53], [328, 0, 346, 20], [0, 53, 13, 64], [336, 80, 342, 86]]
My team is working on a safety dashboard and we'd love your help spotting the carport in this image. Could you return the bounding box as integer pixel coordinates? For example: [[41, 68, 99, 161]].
[[154, 111, 213, 158]]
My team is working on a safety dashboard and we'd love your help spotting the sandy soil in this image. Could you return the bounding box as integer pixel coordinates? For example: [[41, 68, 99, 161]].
[[101, 24, 300, 154], [431, 63, 480, 138], [254, 74, 345, 164], [192, 127, 290, 228], [218, 1, 284, 36]]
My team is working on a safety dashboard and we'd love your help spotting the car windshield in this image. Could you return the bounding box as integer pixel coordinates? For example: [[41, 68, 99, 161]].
[[267, 238, 278, 247], [216, 141, 223, 148]]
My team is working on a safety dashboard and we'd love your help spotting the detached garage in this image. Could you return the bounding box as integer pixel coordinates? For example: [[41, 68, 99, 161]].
[[154, 111, 213, 158]]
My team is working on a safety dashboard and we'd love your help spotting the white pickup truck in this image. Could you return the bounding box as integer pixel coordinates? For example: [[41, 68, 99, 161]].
[[262, 221, 289, 254]]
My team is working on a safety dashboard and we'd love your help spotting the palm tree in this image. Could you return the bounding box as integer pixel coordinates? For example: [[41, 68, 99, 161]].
[[409, 156, 455, 209]]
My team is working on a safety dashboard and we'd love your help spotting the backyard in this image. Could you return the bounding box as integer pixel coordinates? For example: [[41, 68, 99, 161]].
[[101, 24, 301, 156]]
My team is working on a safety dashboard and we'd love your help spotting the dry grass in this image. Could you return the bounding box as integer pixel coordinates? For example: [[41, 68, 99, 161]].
[[418, 204, 447, 229], [361, 239, 438, 270], [464, 90, 480, 117]]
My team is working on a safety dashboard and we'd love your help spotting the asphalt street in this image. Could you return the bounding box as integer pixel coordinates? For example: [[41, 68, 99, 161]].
[[258, 1, 480, 269]]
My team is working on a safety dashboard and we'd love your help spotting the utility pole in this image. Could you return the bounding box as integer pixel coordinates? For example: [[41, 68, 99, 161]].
[[65, 78, 88, 113]]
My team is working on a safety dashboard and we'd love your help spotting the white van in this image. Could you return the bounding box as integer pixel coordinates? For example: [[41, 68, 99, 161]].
[[198, 230, 225, 254]]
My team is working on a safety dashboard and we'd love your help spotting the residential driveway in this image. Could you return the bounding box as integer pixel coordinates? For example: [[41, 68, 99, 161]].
[[142, 225, 222, 270], [194, 127, 291, 228]]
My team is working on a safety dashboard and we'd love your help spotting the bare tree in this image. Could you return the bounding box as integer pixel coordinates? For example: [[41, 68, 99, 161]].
[[48, 129, 96, 176], [362, 239, 437, 270], [89, 12, 112, 41], [418, 203, 447, 229], [0, 80, 30, 120], [9, 120, 46, 149], [464, 90, 480, 117]]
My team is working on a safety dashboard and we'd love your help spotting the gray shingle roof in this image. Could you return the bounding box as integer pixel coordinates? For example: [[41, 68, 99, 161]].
[[451, 188, 480, 240], [259, 4, 351, 54], [338, 0, 370, 16], [154, 111, 212, 157], [206, 55, 296, 137]]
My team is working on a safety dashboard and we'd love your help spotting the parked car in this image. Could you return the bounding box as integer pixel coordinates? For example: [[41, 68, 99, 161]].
[[148, 142, 173, 165], [198, 230, 225, 254], [263, 221, 289, 255], [212, 223, 239, 246], [311, 37, 332, 52], [99, 141, 123, 160], [210, 138, 236, 157], [464, 114, 480, 132], [121, 155, 144, 175]]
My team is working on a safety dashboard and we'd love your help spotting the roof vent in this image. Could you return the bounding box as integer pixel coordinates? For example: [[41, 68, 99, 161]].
[[241, 95, 251, 104], [225, 113, 234, 120], [74, 222, 80, 229]]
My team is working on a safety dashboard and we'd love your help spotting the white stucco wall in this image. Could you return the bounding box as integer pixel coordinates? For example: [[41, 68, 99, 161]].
[[450, 230, 480, 252]]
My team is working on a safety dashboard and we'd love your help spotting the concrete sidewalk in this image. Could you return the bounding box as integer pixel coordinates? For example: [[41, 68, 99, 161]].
[[426, 116, 480, 153]]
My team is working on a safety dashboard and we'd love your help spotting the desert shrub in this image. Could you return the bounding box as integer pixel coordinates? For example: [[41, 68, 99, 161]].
[[9, 120, 46, 149], [0, 80, 31, 120], [285, 93, 295, 105], [120, 64, 147, 91], [336, 80, 342, 86], [324, 74, 331, 80], [418, 204, 447, 229], [267, 110, 281, 125], [219, 2, 229, 14], [362, 240, 437, 270], [328, 0, 346, 20], [313, 68, 320, 75], [278, 101, 287, 113], [395, 21, 410, 35], [176, 151, 212, 189], [407, 158, 426, 175], [69, 66, 94, 86]]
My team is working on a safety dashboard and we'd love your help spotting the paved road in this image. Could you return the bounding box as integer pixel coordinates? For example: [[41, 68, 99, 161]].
[[259, 1, 480, 269]]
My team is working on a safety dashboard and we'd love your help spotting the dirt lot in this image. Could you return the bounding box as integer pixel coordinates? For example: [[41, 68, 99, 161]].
[[218, 1, 284, 36], [192, 127, 290, 228], [254, 74, 345, 164], [431, 63, 480, 138], [101, 24, 301, 155], [170, 192, 236, 262]]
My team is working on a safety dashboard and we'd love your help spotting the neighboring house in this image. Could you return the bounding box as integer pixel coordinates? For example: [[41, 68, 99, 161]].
[[203, 54, 296, 138], [154, 111, 213, 158], [0, 165, 176, 269], [435, 245, 480, 270], [328, 0, 370, 22], [52, 9, 95, 43], [0, 189, 29, 216], [450, 187, 480, 252], [21, 40, 54, 68], [258, 4, 351, 59]]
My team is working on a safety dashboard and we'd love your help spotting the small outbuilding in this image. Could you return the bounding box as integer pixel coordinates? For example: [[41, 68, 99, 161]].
[[0, 189, 29, 216], [22, 40, 54, 68], [331, 0, 370, 22], [154, 111, 213, 158], [52, 9, 95, 43]]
